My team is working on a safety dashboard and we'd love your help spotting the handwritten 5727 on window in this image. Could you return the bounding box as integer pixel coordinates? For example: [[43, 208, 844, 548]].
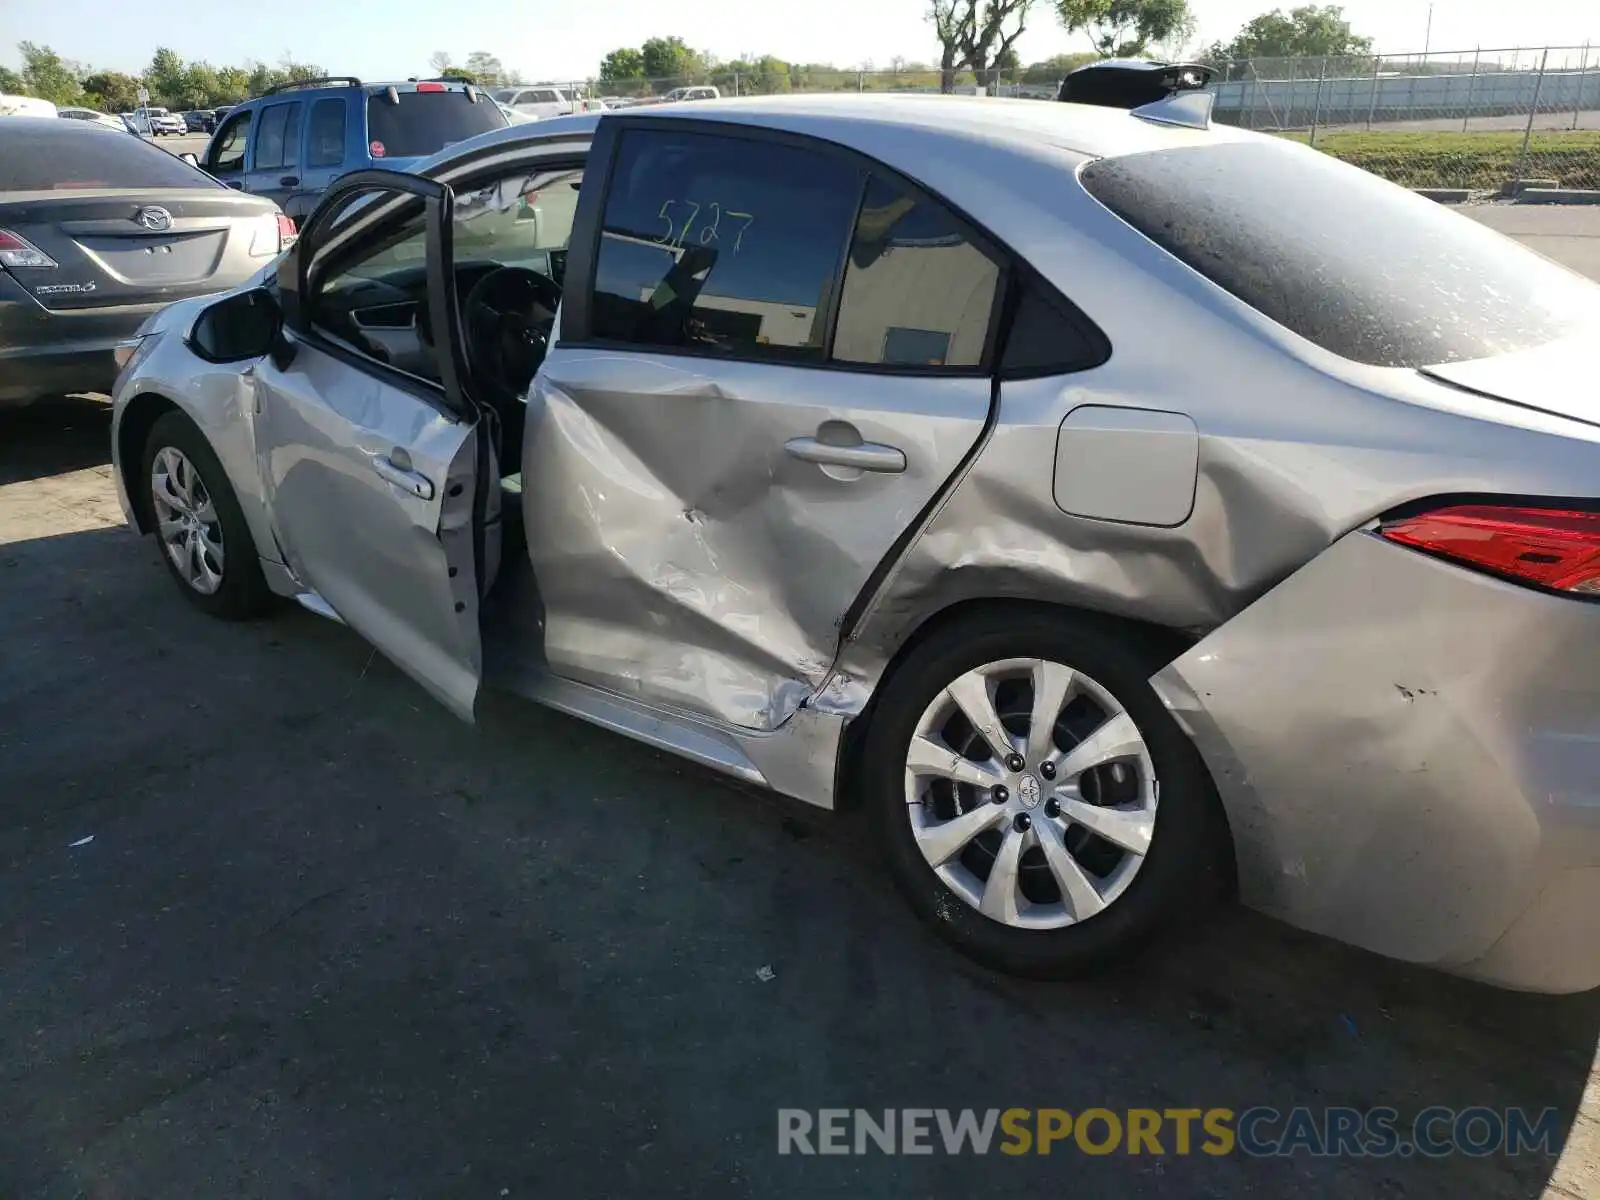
[[656, 199, 755, 253]]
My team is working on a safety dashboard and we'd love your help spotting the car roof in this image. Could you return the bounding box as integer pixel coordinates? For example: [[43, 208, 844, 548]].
[[237, 79, 480, 104], [0, 115, 132, 140], [415, 92, 1252, 175]]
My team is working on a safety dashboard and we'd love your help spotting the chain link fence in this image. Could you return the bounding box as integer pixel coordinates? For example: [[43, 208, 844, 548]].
[[528, 46, 1599, 195], [1209, 45, 1600, 192]]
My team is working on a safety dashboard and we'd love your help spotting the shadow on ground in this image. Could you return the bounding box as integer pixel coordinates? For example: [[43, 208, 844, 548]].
[[1, 408, 1596, 1198], [0, 395, 113, 487]]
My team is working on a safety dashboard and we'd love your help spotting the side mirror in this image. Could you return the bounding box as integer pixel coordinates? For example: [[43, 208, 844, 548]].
[[189, 288, 284, 363], [179, 151, 200, 167]]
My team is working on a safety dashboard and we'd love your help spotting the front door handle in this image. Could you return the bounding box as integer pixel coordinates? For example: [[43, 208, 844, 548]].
[[784, 436, 906, 474], [279, 175, 300, 187], [373, 453, 435, 500]]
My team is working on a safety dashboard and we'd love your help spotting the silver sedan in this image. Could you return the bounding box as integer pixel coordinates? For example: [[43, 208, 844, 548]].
[[108, 83, 1600, 992]]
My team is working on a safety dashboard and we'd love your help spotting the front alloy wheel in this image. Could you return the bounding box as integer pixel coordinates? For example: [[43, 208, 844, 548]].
[[140, 410, 275, 620], [151, 445, 226, 595]]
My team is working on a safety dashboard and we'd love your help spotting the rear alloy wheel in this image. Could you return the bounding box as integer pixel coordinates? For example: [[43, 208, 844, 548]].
[[864, 610, 1229, 978], [142, 411, 275, 619]]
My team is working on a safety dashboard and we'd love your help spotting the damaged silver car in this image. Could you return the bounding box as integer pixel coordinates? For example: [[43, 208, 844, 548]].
[[110, 83, 1600, 992]]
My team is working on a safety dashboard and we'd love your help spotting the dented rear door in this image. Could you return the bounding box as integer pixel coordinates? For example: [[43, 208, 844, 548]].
[[525, 120, 1003, 732]]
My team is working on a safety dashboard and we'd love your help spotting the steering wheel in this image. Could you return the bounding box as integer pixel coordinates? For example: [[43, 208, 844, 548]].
[[461, 267, 563, 412]]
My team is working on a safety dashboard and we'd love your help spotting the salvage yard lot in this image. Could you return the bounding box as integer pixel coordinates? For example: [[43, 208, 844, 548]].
[[2, 219, 1599, 1197]]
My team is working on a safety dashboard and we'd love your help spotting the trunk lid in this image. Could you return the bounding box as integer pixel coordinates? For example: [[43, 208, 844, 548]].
[[0, 189, 282, 311], [1420, 335, 1600, 429]]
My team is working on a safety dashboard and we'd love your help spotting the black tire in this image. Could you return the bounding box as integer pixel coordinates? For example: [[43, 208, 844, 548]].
[[863, 607, 1232, 979], [140, 410, 276, 620]]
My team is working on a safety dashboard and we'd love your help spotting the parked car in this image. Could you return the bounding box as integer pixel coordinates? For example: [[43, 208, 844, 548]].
[[131, 106, 187, 136], [0, 94, 58, 118], [662, 85, 720, 103], [183, 109, 216, 133], [108, 85, 1600, 994], [56, 106, 128, 131], [495, 100, 536, 124], [211, 104, 234, 124], [0, 117, 290, 408], [491, 84, 601, 120], [198, 76, 506, 220]]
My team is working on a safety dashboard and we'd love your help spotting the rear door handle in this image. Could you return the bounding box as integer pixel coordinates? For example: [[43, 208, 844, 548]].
[[373, 454, 435, 500], [784, 436, 906, 474], [279, 175, 300, 187]]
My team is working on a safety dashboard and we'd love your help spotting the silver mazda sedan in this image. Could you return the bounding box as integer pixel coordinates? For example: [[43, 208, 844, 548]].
[[109, 86, 1600, 992]]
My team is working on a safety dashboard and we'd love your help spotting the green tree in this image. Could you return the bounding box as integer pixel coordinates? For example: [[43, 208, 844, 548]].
[[428, 50, 453, 76], [0, 65, 26, 94], [81, 69, 142, 111], [179, 61, 220, 107], [245, 61, 276, 96], [728, 54, 791, 94], [214, 66, 251, 104], [1056, 0, 1194, 58], [279, 59, 327, 84], [929, 1, 1035, 93], [600, 47, 646, 82], [147, 45, 186, 105], [1204, 5, 1372, 64], [464, 51, 503, 87], [640, 36, 706, 84], [19, 41, 83, 105]]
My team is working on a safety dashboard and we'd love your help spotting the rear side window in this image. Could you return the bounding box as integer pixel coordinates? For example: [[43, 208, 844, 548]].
[[0, 127, 217, 190], [1080, 140, 1597, 368], [363, 90, 506, 159], [589, 128, 862, 363], [306, 98, 346, 168], [832, 174, 1001, 369]]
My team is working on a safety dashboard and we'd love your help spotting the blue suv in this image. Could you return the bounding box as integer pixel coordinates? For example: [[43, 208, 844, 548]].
[[199, 76, 507, 220]]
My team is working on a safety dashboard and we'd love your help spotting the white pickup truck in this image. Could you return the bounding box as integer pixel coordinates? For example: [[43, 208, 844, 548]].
[[491, 85, 605, 120]]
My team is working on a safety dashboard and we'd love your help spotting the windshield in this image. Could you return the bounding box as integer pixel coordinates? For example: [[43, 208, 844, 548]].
[[1079, 140, 1600, 368], [364, 90, 507, 159]]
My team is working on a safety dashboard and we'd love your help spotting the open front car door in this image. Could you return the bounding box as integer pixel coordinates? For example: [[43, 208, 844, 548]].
[[255, 168, 489, 721]]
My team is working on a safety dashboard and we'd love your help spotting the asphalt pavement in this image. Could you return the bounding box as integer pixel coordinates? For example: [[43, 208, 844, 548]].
[[1, 211, 1599, 1199]]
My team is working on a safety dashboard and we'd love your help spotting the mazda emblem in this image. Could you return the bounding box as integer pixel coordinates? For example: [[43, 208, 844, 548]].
[[135, 206, 173, 232]]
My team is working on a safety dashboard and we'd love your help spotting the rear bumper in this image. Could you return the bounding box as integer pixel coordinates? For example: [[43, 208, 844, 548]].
[[1154, 531, 1600, 994], [0, 274, 164, 405]]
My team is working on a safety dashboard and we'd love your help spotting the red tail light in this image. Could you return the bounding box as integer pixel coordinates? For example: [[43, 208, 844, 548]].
[[276, 212, 297, 248], [416, 81, 445, 92], [1379, 505, 1600, 594], [0, 228, 58, 269]]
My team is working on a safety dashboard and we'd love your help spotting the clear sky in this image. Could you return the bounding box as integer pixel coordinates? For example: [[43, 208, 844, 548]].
[[0, 0, 1594, 79]]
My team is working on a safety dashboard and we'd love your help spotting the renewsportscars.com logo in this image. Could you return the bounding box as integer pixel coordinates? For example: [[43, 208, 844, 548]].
[[777, 1107, 1562, 1158]]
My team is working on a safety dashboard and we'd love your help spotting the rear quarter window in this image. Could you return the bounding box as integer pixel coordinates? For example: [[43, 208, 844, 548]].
[[1079, 139, 1598, 368]]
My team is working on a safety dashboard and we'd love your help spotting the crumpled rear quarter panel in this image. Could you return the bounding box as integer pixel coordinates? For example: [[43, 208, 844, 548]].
[[1153, 530, 1600, 988]]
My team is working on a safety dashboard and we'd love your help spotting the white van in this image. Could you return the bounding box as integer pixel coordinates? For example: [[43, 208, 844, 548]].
[[0, 94, 59, 118]]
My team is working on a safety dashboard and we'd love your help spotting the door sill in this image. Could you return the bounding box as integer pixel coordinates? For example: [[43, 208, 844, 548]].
[[513, 671, 770, 787]]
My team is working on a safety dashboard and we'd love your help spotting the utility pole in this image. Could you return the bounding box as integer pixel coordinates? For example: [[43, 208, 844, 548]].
[[1423, 3, 1434, 58]]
